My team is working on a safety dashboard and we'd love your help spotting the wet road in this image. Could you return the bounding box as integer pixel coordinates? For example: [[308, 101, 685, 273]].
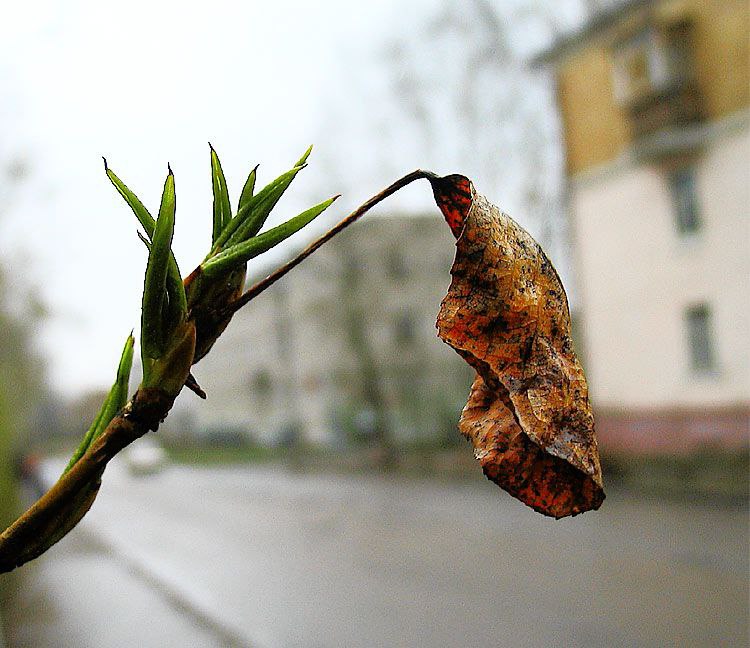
[[5, 461, 748, 647]]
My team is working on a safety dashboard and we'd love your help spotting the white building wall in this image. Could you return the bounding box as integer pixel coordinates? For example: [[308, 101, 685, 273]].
[[178, 213, 474, 446], [571, 121, 750, 410]]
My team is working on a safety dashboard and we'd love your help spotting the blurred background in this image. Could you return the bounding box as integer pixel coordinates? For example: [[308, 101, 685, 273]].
[[0, 1, 747, 647]]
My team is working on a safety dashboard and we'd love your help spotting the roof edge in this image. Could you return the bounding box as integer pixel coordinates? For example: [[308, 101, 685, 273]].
[[531, 0, 654, 66]]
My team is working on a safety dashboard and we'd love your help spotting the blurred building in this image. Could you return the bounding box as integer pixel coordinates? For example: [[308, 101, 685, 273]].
[[538, 0, 749, 452], [182, 215, 473, 446]]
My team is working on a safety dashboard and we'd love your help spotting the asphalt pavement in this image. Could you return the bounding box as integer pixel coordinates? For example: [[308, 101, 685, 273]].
[[3, 460, 748, 648]]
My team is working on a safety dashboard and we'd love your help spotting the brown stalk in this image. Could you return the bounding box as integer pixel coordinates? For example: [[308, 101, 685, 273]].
[[223, 169, 438, 317], [0, 387, 175, 572]]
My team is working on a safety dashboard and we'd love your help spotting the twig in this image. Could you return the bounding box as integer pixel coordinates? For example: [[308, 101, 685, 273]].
[[0, 387, 176, 572], [224, 169, 438, 316]]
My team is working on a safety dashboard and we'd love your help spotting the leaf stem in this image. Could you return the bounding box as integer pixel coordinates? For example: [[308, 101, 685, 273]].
[[225, 169, 438, 317]]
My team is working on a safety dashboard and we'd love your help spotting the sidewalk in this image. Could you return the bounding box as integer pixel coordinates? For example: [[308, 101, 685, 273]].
[[3, 524, 245, 648], [2, 461, 251, 648]]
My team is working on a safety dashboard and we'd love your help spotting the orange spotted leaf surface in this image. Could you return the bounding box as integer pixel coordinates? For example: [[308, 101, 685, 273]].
[[430, 174, 605, 518]]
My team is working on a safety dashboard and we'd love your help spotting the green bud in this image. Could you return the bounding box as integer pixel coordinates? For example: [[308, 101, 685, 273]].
[[202, 195, 339, 277], [104, 159, 156, 236], [141, 168, 177, 363], [142, 320, 197, 397], [106, 160, 186, 327]]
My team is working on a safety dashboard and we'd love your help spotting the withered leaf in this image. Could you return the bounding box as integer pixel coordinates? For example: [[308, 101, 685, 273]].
[[430, 174, 604, 518]]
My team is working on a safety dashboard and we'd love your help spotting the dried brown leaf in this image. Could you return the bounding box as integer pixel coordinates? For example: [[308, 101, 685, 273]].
[[430, 174, 605, 518]]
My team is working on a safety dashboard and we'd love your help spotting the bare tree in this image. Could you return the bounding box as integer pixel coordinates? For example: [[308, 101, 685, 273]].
[[315, 1, 590, 289]]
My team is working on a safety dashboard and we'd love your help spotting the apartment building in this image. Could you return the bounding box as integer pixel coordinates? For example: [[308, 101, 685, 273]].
[[538, 0, 749, 452], [181, 214, 473, 446]]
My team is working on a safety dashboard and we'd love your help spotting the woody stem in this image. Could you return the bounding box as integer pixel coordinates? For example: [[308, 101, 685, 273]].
[[224, 169, 439, 317]]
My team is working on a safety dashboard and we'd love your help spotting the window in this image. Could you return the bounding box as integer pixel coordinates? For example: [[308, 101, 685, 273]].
[[611, 19, 695, 107], [249, 369, 273, 396], [669, 167, 701, 234], [612, 28, 654, 105], [386, 249, 408, 281], [684, 304, 716, 374], [395, 311, 416, 345]]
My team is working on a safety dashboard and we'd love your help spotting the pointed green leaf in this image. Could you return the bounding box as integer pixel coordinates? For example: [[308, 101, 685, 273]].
[[63, 334, 134, 474], [295, 144, 313, 167], [137, 230, 151, 251], [164, 264, 187, 334], [158, 169, 187, 331], [202, 195, 339, 277], [226, 164, 307, 247], [212, 149, 312, 253], [141, 168, 177, 361], [106, 161, 186, 322], [104, 159, 156, 237], [238, 164, 259, 214], [210, 144, 232, 244], [212, 164, 305, 252], [64, 397, 109, 476], [137, 232, 187, 334], [233, 147, 311, 242]]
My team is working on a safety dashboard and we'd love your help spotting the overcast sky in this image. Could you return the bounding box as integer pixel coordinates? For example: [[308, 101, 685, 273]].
[[0, 0, 585, 398]]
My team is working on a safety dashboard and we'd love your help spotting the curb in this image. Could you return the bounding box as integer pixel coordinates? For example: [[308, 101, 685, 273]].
[[85, 525, 255, 648], [34, 460, 255, 648]]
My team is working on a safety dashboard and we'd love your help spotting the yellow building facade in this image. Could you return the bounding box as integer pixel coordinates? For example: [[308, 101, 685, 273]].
[[542, 0, 749, 452]]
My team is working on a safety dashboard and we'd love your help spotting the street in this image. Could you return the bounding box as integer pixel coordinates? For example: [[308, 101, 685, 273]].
[[4, 460, 748, 648]]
